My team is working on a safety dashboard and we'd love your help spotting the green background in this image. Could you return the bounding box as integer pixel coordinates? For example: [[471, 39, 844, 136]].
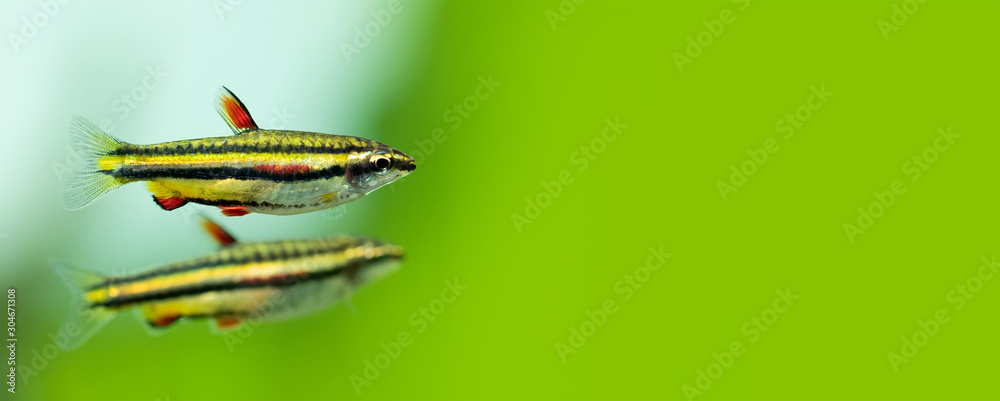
[[1, 1, 998, 400]]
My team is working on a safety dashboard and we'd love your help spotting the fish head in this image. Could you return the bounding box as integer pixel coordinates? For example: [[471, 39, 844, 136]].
[[346, 143, 416, 193], [348, 240, 405, 288]]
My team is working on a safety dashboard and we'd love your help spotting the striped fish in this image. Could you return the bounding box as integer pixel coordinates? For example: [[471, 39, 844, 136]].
[[63, 87, 415, 216], [52, 218, 404, 350]]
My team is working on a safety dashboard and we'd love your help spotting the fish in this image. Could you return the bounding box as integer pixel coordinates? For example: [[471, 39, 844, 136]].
[[63, 87, 416, 216], [51, 218, 404, 350]]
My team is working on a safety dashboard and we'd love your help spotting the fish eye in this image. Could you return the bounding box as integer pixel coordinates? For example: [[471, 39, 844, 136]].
[[371, 153, 392, 174]]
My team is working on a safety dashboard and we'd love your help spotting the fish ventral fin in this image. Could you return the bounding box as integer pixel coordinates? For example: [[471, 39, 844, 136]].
[[219, 205, 250, 217], [139, 305, 181, 329], [147, 181, 187, 211], [49, 258, 117, 351], [199, 216, 238, 246], [63, 116, 128, 210], [149, 315, 180, 328], [216, 86, 259, 135], [214, 316, 242, 330]]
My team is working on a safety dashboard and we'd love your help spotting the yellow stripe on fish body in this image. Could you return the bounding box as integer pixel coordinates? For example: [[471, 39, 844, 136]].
[[63, 86, 416, 216], [92, 130, 413, 215], [101, 151, 351, 170], [96, 146, 356, 213], [82, 237, 403, 325]]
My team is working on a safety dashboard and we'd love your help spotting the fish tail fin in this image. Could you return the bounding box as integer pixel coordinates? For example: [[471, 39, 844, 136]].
[[49, 258, 117, 351], [63, 116, 129, 210]]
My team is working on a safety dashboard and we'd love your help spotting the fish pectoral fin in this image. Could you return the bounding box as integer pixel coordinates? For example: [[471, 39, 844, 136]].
[[219, 206, 250, 217], [320, 192, 339, 204], [148, 181, 187, 211], [214, 315, 243, 331], [199, 217, 238, 246], [216, 86, 259, 135]]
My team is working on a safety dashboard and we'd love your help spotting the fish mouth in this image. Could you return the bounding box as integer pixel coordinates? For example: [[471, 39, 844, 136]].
[[394, 153, 416, 173]]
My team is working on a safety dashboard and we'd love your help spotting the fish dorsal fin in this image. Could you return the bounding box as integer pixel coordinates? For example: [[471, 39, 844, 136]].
[[199, 216, 238, 246], [215, 86, 259, 135]]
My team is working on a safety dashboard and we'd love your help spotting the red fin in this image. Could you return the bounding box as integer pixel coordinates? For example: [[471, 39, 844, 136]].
[[253, 164, 312, 175], [215, 316, 242, 330], [149, 315, 180, 328], [219, 206, 250, 217], [216, 86, 258, 135], [152, 195, 187, 211], [199, 217, 237, 246]]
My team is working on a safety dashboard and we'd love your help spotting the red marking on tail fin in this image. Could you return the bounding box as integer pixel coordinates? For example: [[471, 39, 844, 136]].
[[253, 164, 312, 175], [219, 206, 250, 217], [149, 315, 180, 328], [215, 316, 242, 330], [152, 195, 188, 211], [216, 87, 258, 134]]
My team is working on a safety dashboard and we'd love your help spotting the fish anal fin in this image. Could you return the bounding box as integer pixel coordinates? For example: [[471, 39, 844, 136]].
[[152, 195, 187, 211], [216, 86, 258, 135], [219, 206, 250, 217], [215, 316, 242, 330], [199, 217, 238, 246]]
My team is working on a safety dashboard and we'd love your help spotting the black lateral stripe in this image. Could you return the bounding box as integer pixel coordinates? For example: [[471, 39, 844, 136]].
[[183, 197, 318, 209], [182, 310, 248, 320], [94, 255, 395, 308], [112, 141, 370, 156], [114, 164, 346, 182], [87, 241, 357, 291]]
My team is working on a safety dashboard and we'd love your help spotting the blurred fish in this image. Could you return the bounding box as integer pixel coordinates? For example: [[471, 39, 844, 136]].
[[63, 87, 416, 216], [51, 218, 404, 350]]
